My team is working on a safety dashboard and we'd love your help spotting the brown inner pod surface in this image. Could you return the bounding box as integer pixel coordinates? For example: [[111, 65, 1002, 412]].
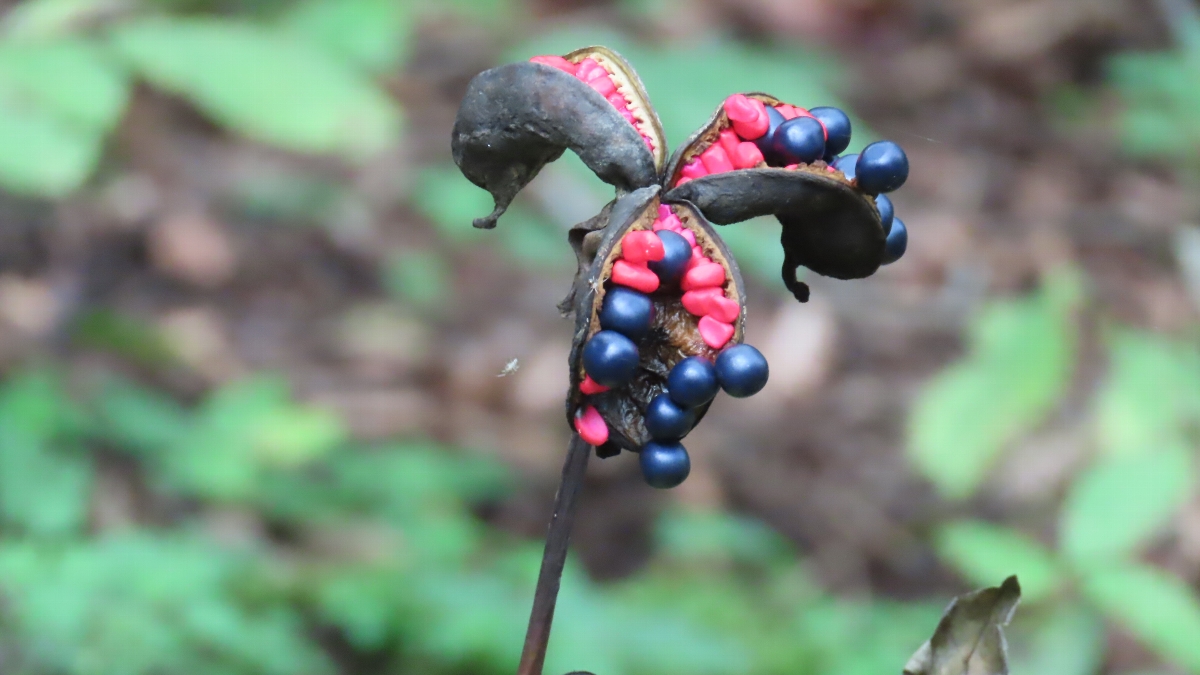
[[566, 187, 746, 454]]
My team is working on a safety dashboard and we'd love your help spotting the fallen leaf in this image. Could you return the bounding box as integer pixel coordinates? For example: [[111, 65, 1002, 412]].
[[904, 576, 1021, 675]]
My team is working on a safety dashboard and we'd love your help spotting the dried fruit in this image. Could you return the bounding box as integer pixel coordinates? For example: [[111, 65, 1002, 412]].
[[451, 46, 915, 482]]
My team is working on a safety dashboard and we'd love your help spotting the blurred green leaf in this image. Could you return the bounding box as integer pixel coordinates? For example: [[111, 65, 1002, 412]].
[[0, 36, 128, 195], [384, 249, 451, 309], [1060, 444, 1194, 567], [72, 309, 177, 367], [657, 509, 791, 567], [280, 0, 410, 72], [1082, 562, 1200, 672], [935, 521, 1063, 604], [908, 271, 1080, 498], [2, 0, 130, 41], [1094, 330, 1200, 457], [112, 17, 401, 160], [1010, 604, 1105, 675]]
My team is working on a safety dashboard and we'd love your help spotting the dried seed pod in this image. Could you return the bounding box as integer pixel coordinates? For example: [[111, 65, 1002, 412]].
[[565, 186, 747, 454], [661, 93, 886, 302], [451, 48, 664, 230]]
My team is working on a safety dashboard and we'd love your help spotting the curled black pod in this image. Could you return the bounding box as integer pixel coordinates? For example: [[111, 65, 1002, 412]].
[[565, 187, 747, 453], [451, 49, 663, 231]]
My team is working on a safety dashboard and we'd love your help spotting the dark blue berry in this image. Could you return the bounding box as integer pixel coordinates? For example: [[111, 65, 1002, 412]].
[[582, 330, 639, 387], [649, 230, 691, 285], [771, 116, 826, 165], [855, 141, 909, 194], [875, 194, 894, 235], [715, 344, 769, 398], [753, 106, 787, 164], [882, 217, 907, 265], [639, 441, 690, 489], [666, 357, 718, 408], [645, 394, 696, 440], [599, 287, 655, 341], [834, 153, 859, 181], [808, 107, 852, 156]]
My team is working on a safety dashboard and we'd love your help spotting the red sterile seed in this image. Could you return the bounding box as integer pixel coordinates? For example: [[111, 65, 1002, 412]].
[[580, 375, 610, 395], [698, 316, 735, 349], [718, 129, 741, 159], [621, 231, 665, 264], [612, 260, 660, 293], [679, 228, 696, 246], [530, 55, 577, 75], [724, 94, 769, 140], [575, 58, 603, 80], [589, 76, 616, 98], [681, 262, 726, 291], [732, 142, 764, 169], [681, 159, 708, 180], [658, 205, 673, 219], [776, 105, 798, 120], [575, 405, 610, 446], [700, 145, 735, 174], [708, 294, 740, 322], [607, 92, 630, 111], [681, 287, 724, 316]]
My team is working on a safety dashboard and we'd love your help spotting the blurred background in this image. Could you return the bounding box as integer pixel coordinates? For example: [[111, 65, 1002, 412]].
[[0, 0, 1197, 673]]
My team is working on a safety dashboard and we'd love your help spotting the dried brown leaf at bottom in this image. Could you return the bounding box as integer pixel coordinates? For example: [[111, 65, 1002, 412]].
[[904, 576, 1022, 675]]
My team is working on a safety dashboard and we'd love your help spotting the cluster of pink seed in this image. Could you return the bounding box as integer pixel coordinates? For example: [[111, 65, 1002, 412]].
[[530, 55, 657, 155], [650, 205, 737, 350]]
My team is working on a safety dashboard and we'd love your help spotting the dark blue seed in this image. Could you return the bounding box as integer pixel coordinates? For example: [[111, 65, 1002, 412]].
[[834, 153, 859, 181], [715, 344, 769, 398], [639, 441, 690, 489], [882, 217, 907, 265], [855, 141, 909, 194], [753, 106, 787, 165], [875, 194, 894, 235], [645, 394, 696, 440], [649, 230, 691, 285], [771, 116, 826, 165], [582, 330, 640, 387], [666, 357, 718, 408], [808, 107, 852, 156], [599, 287, 655, 341]]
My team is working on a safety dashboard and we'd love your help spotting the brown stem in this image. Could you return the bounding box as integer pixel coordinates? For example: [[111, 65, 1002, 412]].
[[516, 433, 592, 675]]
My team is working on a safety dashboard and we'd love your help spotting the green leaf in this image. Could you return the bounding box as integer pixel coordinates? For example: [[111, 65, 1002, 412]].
[[383, 249, 450, 309], [1094, 330, 1200, 457], [656, 509, 791, 567], [1010, 604, 1105, 675], [112, 17, 401, 160], [1, 0, 128, 41], [0, 428, 92, 536], [1060, 444, 1194, 567], [280, 0, 411, 72], [1082, 562, 1200, 672], [0, 37, 128, 195], [935, 521, 1063, 604], [908, 272, 1079, 498]]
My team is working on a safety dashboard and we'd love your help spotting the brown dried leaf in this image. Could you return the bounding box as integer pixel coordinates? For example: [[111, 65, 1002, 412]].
[[904, 576, 1021, 675]]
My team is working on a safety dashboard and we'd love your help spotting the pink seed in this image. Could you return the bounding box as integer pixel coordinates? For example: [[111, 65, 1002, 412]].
[[658, 205, 673, 219], [660, 214, 683, 230], [653, 219, 669, 232], [698, 316, 734, 349], [580, 375, 609, 395], [530, 55, 577, 75], [681, 158, 708, 180], [589, 76, 616, 98], [575, 405, 609, 446], [732, 142, 764, 169], [575, 58, 602, 81], [642, 135, 655, 151], [681, 262, 726, 291], [622, 230, 665, 264], [675, 177, 692, 186], [725, 94, 769, 139], [718, 129, 741, 159], [607, 92, 630, 111], [612, 260, 660, 293], [681, 287, 724, 317], [680, 228, 696, 246], [620, 109, 636, 123], [708, 294, 740, 322], [776, 104, 798, 120], [700, 145, 734, 174]]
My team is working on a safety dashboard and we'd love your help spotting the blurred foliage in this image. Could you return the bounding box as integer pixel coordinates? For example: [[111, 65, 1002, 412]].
[[910, 271, 1200, 674]]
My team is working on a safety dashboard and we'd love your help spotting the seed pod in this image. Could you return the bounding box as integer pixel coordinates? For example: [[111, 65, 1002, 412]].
[[565, 186, 747, 454], [661, 93, 886, 302], [451, 47, 665, 230]]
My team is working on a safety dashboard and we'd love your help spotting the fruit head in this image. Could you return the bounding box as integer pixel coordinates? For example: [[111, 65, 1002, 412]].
[[667, 356, 719, 408], [882, 217, 907, 265], [855, 141, 909, 194], [599, 287, 656, 341], [715, 344, 770, 398], [645, 394, 696, 440], [582, 330, 640, 387], [639, 441, 691, 488], [808, 107, 852, 156], [771, 117, 826, 165]]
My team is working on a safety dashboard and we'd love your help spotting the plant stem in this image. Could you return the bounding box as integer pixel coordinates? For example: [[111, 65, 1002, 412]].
[[516, 433, 592, 675]]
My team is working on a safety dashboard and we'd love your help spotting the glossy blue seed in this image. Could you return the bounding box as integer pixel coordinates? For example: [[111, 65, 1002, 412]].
[[639, 441, 691, 489], [855, 141, 909, 194], [582, 330, 640, 387], [715, 344, 770, 398], [599, 287, 655, 341], [645, 394, 696, 440], [649, 230, 691, 285], [834, 153, 859, 181], [753, 106, 787, 164], [666, 357, 718, 408], [808, 107, 852, 156], [882, 217, 907, 265], [771, 116, 826, 165], [875, 194, 894, 235]]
